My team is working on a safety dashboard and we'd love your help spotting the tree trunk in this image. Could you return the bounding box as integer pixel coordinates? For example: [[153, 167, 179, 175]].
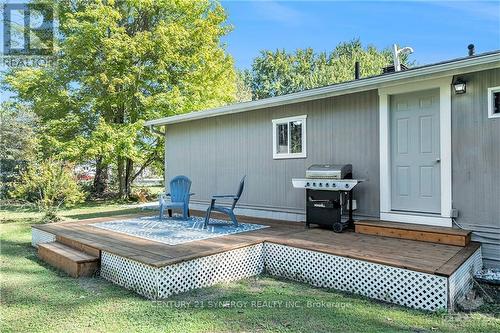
[[124, 158, 134, 198], [117, 156, 125, 198], [93, 156, 108, 196], [114, 108, 126, 199]]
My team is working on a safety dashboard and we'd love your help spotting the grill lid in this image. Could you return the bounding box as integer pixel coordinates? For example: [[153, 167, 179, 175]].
[[305, 164, 352, 179]]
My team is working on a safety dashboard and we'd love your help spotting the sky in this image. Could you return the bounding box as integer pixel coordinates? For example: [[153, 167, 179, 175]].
[[1, 0, 499, 102], [221, 0, 500, 69]]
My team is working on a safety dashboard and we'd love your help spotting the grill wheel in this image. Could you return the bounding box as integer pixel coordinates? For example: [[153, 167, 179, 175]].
[[333, 222, 344, 233]]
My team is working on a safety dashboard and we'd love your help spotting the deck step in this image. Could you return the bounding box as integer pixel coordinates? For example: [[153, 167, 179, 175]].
[[38, 242, 99, 278], [56, 235, 101, 258], [355, 220, 471, 246]]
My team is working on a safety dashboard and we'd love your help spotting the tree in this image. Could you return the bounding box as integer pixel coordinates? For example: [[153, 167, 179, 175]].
[[4, 0, 236, 198], [0, 102, 38, 198], [234, 70, 252, 103], [10, 159, 85, 222], [246, 39, 411, 99]]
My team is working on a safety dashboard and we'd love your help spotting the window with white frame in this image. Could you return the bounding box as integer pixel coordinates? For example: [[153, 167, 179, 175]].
[[488, 86, 500, 119], [272, 115, 307, 159]]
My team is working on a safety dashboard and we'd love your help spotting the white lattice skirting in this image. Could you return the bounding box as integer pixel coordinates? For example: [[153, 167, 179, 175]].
[[265, 243, 450, 311], [100, 244, 265, 299], [31, 228, 56, 247], [31, 228, 482, 311]]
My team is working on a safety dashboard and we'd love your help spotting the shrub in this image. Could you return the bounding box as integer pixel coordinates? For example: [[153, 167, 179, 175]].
[[130, 187, 153, 203], [10, 159, 85, 221]]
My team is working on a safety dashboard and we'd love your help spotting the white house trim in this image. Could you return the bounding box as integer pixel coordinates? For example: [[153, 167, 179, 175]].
[[272, 115, 307, 159], [487, 86, 500, 119], [378, 77, 453, 227], [380, 212, 452, 227]]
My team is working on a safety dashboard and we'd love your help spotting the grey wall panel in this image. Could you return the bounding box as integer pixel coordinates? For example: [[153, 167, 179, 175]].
[[164, 68, 499, 266], [452, 68, 500, 268], [165, 90, 380, 217]]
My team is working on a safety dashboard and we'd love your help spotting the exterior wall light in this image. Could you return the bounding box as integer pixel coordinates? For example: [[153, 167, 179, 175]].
[[453, 78, 467, 94]]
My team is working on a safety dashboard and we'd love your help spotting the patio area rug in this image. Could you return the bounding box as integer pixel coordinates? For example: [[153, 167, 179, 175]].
[[91, 216, 269, 245]]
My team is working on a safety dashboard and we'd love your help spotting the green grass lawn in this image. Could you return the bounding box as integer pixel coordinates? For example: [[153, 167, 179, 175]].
[[1, 203, 499, 333]]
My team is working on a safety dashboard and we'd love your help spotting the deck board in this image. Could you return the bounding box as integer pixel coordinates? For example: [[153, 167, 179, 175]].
[[355, 220, 471, 246], [33, 212, 476, 276], [435, 242, 481, 276], [355, 220, 471, 236]]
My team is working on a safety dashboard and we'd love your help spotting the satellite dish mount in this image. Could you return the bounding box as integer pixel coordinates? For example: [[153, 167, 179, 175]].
[[392, 44, 414, 72]]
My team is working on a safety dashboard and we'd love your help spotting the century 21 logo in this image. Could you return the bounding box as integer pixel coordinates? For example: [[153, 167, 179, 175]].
[[3, 3, 54, 56]]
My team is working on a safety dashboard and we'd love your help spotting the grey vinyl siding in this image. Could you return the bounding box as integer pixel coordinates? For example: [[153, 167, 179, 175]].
[[451, 68, 500, 268], [165, 90, 380, 218], [164, 67, 500, 268]]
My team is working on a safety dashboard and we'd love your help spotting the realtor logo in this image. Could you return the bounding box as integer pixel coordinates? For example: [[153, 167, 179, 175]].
[[2, 2, 54, 57]]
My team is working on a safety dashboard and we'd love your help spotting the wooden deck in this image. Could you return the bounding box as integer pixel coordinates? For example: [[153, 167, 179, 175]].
[[33, 211, 480, 277]]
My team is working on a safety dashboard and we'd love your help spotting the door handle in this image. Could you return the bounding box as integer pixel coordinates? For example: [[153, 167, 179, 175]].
[[436, 158, 441, 163]]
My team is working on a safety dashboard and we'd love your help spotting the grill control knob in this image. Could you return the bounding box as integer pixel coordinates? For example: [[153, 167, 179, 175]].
[[325, 183, 329, 187], [306, 182, 310, 187], [313, 182, 316, 187], [319, 183, 323, 187], [332, 183, 336, 187], [345, 184, 349, 189]]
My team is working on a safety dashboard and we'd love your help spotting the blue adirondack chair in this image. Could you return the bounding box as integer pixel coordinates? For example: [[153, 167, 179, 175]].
[[159, 176, 194, 220], [204, 176, 246, 228]]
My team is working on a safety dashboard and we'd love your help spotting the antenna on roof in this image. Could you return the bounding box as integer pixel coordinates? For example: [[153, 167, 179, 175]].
[[392, 44, 414, 72]]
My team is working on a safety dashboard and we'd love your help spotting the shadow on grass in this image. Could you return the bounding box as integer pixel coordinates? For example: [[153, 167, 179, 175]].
[[1, 200, 152, 222], [0, 237, 38, 259], [63, 207, 149, 220], [1, 235, 145, 309], [3, 230, 499, 332], [1, 217, 43, 225], [0, 203, 38, 213]]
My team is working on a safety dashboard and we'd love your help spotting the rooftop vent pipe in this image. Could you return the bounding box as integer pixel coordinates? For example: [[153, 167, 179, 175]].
[[392, 44, 413, 72], [468, 44, 475, 56], [354, 61, 360, 79]]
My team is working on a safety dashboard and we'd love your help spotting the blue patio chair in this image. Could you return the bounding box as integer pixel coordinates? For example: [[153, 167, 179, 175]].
[[159, 175, 194, 220], [204, 176, 246, 228]]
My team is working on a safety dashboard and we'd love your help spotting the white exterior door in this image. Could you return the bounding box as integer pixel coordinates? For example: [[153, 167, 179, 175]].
[[390, 89, 441, 214]]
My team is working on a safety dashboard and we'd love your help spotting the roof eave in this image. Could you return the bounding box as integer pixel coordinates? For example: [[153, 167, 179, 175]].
[[145, 52, 500, 127]]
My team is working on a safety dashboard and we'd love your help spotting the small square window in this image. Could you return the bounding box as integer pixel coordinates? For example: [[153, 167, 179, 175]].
[[272, 115, 307, 159], [488, 86, 500, 119]]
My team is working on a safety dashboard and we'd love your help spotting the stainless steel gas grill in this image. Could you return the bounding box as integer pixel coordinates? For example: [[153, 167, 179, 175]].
[[292, 164, 363, 232], [305, 164, 352, 179]]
